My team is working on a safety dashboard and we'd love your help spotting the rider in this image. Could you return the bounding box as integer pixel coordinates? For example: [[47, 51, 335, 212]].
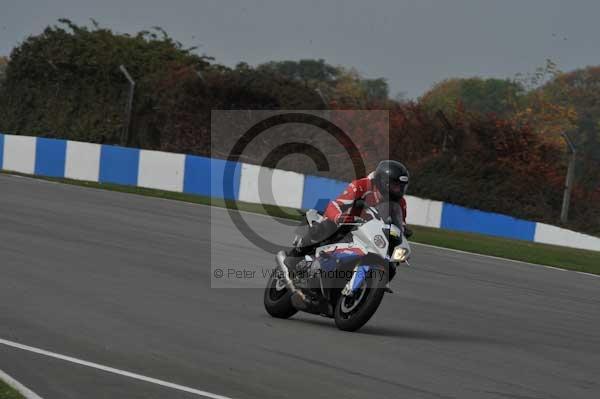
[[283, 160, 412, 270]]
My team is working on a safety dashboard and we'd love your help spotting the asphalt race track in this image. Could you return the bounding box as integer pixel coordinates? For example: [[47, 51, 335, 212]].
[[1, 173, 599, 399]]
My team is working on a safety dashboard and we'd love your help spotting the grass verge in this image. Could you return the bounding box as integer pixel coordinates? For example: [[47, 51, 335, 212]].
[[3, 170, 600, 275], [0, 379, 24, 399], [1, 171, 304, 221], [410, 225, 600, 274]]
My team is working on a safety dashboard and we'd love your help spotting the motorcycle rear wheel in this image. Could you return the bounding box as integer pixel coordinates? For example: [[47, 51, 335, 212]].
[[264, 268, 298, 319]]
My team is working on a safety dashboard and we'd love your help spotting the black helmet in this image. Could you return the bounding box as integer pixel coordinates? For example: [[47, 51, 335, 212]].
[[373, 160, 409, 201]]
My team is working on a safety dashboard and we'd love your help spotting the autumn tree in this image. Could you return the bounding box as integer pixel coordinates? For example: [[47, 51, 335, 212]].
[[535, 65, 600, 193], [0, 56, 7, 83], [0, 21, 322, 148], [363, 78, 388, 99], [420, 77, 524, 118], [257, 59, 389, 105], [1, 21, 598, 234], [511, 59, 578, 144], [256, 59, 338, 88], [0, 19, 211, 144]]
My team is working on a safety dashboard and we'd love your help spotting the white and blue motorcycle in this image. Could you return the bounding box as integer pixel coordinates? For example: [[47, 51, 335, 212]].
[[264, 202, 411, 332]]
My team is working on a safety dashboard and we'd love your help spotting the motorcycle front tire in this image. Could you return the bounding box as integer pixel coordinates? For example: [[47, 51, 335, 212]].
[[334, 270, 386, 332]]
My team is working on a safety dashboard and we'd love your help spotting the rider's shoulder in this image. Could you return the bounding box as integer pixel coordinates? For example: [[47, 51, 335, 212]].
[[350, 176, 371, 191]]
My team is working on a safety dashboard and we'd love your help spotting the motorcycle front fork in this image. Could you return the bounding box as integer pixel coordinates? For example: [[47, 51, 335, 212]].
[[341, 264, 394, 296]]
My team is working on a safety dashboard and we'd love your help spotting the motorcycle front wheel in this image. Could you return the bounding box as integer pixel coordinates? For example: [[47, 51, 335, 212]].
[[263, 268, 298, 319], [334, 270, 386, 332]]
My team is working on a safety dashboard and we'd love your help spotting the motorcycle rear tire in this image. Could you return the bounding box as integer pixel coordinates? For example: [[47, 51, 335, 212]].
[[264, 269, 298, 319]]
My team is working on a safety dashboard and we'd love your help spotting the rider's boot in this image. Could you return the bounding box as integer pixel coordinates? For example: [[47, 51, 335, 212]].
[[284, 247, 326, 313], [277, 249, 313, 311], [290, 290, 311, 310], [384, 282, 394, 293]]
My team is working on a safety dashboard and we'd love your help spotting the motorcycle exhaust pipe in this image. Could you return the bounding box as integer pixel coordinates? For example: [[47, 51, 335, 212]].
[[276, 251, 305, 299]]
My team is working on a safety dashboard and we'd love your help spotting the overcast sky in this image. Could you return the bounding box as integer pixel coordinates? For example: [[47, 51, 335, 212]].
[[2, 0, 599, 98]]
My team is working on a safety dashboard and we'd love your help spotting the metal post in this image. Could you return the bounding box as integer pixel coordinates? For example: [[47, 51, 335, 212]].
[[560, 132, 577, 224], [196, 70, 206, 84], [435, 110, 453, 152], [315, 87, 328, 108], [119, 65, 135, 146]]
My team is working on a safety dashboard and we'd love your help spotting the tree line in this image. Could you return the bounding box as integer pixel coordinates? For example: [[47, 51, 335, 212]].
[[0, 20, 598, 235]]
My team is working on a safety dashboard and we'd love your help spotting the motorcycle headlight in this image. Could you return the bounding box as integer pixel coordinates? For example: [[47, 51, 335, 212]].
[[391, 247, 408, 262]]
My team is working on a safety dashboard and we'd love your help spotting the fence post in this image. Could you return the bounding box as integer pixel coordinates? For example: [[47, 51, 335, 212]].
[[560, 132, 577, 224], [435, 110, 453, 152], [119, 65, 135, 146]]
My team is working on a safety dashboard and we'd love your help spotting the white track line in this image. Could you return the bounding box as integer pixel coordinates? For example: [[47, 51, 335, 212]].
[[411, 242, 566, 270], [411, 241, 600, 278], [0, 338, 235, 399], [0, 368, 44, 399], [576, 271, 600, 278]]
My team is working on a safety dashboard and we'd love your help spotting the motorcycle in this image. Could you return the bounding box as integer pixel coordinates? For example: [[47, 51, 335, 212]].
[[264, 202, 411, 332]]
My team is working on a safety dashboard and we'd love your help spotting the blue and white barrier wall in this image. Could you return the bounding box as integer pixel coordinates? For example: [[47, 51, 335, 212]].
[[1, 133, 599, 252]]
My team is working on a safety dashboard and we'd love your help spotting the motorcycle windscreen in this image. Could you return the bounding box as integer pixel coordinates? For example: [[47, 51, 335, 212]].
[[373, 201, 404, 231]]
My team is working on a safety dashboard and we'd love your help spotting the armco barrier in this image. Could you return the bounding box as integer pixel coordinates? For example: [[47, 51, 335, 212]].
[[3, 134, 36, 174], [99, 145, 140, 186], [302, 175, 348, 212], [65, 141, 101, 181], [138, 149, 185, 192], [239, 163, 304, 209], [404, 195, 443, 229], [183, 156, 241, 199], [441, 203, 536, 241], [35, 137, 67, 177], [0, 134, 4, 169], [534, 223, 600, 252], [1, 134, 599, 252]]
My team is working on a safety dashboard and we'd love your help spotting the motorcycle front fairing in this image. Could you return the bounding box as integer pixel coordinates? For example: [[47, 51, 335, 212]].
[[313, 219, 395, 296], [313, 243, 368, 293], [325, 216, 411, 295]]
